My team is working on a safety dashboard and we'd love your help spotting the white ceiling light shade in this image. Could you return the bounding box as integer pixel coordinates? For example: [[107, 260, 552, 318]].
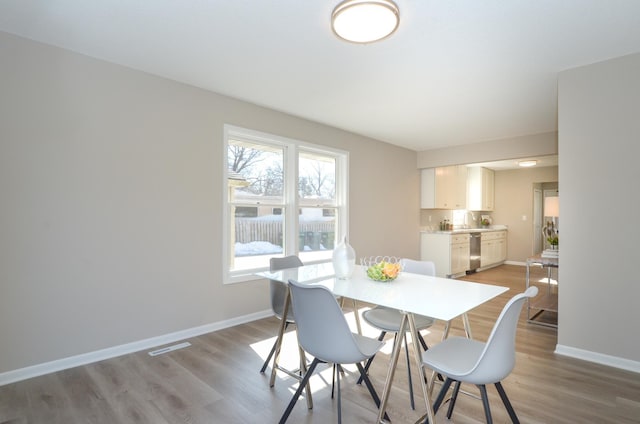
[[518, 160, 537, 167], [331, 0, 400, 43]]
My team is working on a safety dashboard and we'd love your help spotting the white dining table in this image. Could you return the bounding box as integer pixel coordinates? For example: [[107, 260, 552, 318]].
[[257, 263, 508, 424]]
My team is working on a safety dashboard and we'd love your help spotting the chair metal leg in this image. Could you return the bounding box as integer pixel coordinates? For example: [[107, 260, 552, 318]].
[[418, 331, 429, 351], [403, 333, 416, 410], [478, 384, 493, 424], [261, 322, 289, 373], [356, 362, 391, 422], [260, 339, 277, 373], [278, 358, 320, 424], [298, 345, 313, 410], [357, 330, 386, 385], [336, 364, 342, 424], [331, 364, 337, 399], [432, 377, 453, 414], [495, 382, 520, 424], [447, 380, 461, 419]]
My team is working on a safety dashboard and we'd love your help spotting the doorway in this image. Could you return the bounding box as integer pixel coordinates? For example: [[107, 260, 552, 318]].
[[533, 188, 543, 253], [533, 184, 559, 254]]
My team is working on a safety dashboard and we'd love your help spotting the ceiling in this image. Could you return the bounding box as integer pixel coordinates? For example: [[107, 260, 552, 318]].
[[2, 1, 640, 152]]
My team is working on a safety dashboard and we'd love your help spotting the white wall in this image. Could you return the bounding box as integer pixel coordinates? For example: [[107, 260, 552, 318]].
[[0, 32, 420, 377], [557, 53, 640, 369]]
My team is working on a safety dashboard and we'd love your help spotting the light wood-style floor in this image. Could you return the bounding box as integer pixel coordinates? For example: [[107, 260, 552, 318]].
[[1, 265, 639, 423]]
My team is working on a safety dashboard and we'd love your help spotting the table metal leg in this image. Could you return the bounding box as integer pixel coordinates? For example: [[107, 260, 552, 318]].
[[339, 297, 363, 335], [269, 288, 313, 408], [270, 289, 291, 387], [407, 312, 435, 424], [376, 313, 408, 423], [462, 312, 473, 339], [352, 299, 362, 335]]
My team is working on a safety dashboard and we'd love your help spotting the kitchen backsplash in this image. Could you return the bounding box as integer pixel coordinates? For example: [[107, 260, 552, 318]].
[[420, 209, 493, 231]]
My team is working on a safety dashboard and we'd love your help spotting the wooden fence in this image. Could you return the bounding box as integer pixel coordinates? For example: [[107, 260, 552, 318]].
[[235, 218, 335, 250]]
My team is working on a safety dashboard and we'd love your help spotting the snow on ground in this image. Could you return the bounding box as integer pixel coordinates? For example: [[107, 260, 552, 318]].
[[235, 241, 282, 256], [235, 241, 327, 256]]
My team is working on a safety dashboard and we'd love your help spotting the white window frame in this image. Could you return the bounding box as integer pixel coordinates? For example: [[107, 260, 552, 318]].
[[222, 125, 349, 284]]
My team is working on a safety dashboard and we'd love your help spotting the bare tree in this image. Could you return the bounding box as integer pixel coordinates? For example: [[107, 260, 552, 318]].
[[299, 159, 335, 200], [228, 145, 264, 174], [229, 144, 284, 196]]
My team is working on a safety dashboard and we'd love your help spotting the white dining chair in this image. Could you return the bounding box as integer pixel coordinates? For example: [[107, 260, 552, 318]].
[[279, 279, 387, 424], [359, 258, 436, 409], [421, 286, 538, 424]]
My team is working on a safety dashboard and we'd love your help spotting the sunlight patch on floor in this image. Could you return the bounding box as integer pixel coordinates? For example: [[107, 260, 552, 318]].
[[535, 277, 558, 286], [250, 330, 304, 371]]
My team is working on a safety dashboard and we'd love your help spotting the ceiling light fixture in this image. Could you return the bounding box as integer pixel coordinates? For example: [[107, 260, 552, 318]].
[[518, 160, 537, 167], [331, 0, 400, 44]]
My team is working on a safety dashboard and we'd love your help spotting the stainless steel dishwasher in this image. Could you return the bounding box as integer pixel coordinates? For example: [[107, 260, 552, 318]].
[[469, 232, 481, 272]]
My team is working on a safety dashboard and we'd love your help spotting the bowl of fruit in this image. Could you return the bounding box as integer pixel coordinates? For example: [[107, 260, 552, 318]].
[[362, 257, 402, 282]]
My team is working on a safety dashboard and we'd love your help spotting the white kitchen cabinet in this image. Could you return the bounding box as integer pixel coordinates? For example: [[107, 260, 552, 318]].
[[480, 230, 507, 268], [420, 168, 436, 208], [421, 232, 470, 278], [451, 236, 471, 275], [421, 165, 467, 209], [467, 167, 495, 211]]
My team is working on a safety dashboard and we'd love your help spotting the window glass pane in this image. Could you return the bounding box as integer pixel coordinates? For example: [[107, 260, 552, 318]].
[[228, 140, 284, 201], [228, 139, 285, 272], [235, 206, 258, 218], [230, 204, 284, 272], [298, 152, 336, 204], [298, 207, 336, 263]]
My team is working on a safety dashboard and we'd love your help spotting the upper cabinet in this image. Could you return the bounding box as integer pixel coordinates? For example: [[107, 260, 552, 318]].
[[467, 167, 495, 211], [421, 165, 467, 209], [421, 165, 494, 210]]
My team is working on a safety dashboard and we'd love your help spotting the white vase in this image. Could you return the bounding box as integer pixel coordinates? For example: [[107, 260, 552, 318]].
[[332, 236, 355, 279]]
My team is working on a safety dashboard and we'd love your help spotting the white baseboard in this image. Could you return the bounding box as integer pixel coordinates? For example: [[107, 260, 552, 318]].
[[555, 344, 640, 374], [504, 260, 526, 266], [0, 309, 273, 387]]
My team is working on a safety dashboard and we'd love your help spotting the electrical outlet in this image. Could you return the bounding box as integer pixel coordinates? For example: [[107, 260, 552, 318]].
[[522, 215, 527, 221]]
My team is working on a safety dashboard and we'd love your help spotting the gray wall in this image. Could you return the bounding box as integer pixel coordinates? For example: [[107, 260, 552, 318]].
[[557, 53, 640, 365], [416, 132, 557, 168], [0, 32, 420, 375]]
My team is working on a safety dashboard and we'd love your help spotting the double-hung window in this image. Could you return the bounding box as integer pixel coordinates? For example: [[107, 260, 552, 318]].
[[223, 125, 348, 283]]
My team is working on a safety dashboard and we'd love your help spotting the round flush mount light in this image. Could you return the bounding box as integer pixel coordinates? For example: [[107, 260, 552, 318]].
[[331, 0, 400, 44], [518, 160, 538, 167]]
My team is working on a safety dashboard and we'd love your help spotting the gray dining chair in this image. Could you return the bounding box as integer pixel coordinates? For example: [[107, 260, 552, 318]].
[[359, 258, 436, 409], [260, 255, 305, 375], [279, 279, 387, 424], [421, 286, 538, 424], [261, 255, 313, 410]]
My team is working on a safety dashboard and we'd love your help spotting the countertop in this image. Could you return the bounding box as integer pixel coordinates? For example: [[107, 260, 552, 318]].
[[420, 225, 508, 234]]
